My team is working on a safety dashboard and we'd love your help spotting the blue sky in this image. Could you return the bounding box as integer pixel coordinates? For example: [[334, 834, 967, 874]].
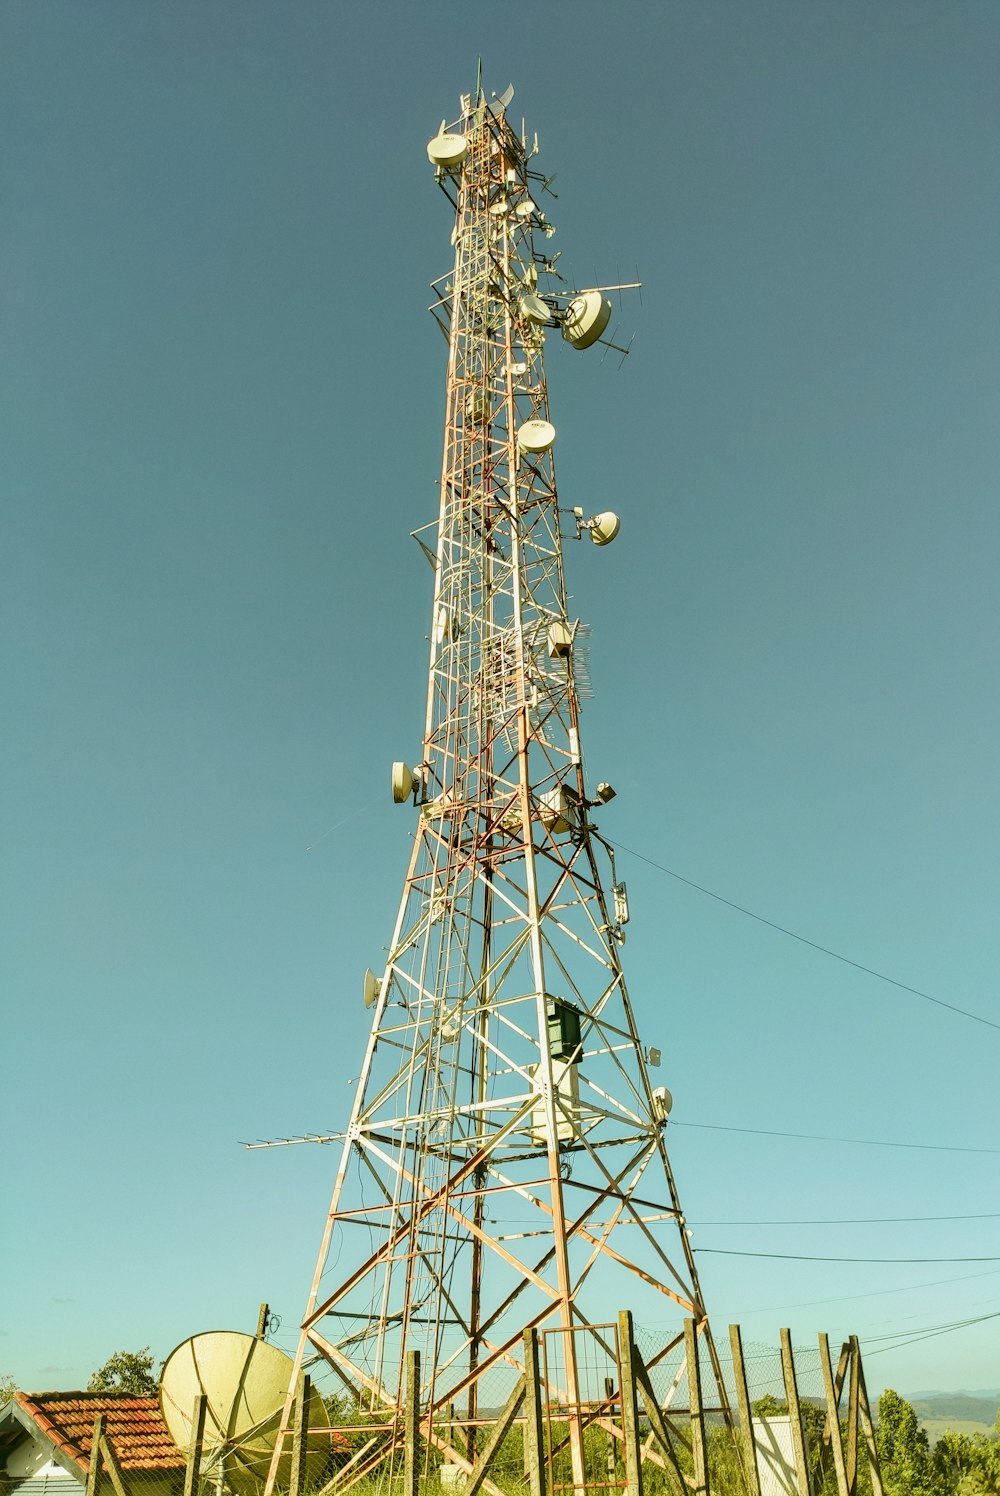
[[4, 1, 999, 1401]]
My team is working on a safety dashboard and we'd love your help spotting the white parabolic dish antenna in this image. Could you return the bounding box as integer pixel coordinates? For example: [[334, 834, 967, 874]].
[[517, 418, 556, 454], [562, 290, 612, 350], [160, 1331, 331, 1494], [520, 293, 551, 326], [426, 132, 468, 169]]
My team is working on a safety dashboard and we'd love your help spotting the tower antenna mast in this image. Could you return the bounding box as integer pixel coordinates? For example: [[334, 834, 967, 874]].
[[266, 85, 733, 1495]]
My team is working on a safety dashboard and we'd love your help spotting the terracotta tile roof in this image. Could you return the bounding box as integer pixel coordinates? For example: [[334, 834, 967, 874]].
[[14, 1393, 185, 1475]]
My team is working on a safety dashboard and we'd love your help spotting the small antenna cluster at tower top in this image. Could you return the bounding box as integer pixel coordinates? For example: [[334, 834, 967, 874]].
[[426, 92, 640, 362]]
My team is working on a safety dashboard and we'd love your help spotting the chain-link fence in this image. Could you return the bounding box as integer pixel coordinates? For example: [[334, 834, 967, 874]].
[[78, 1320, 881, 1496]]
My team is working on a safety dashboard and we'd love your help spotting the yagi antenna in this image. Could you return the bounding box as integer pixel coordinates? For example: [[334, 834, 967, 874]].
[[617, 331, 636, 370], [599, 325, 635, 364]]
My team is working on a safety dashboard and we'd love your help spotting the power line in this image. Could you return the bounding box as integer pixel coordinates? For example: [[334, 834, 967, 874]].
[[609, 838, 1000, 1034], [671, 1119, 1000, 1155], [741, 1265, 1000, 1316], [863, 1310, 1000, 1345], [863, 1308, 1000, 1355], [690, 1212, 1000, 1227], [698, 1249, 1000, 1264]]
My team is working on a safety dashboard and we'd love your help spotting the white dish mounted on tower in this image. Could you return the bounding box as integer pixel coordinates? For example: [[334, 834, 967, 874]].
[[562, 289, 613, 350], [520, 292, 552, 326], [517, 418, 556, 454], [426, 131, 469, 170], [589, 510, 621, 545]]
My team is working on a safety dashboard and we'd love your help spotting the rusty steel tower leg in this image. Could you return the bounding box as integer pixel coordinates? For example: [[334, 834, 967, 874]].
[[264, 82, 733, 1496]]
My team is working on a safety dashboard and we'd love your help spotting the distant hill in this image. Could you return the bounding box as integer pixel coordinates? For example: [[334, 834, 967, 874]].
[[906, 1390, 1000, 1403], [905, 1392, 999, 1433], [922, 1419, 997, 1444]]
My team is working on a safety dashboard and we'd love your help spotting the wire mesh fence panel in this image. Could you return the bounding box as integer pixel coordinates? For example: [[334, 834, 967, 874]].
[[617, 1323, 880, 1496], [88, 1466, 185, 1496], [76, 1320, 881, 1496], [540, 1325, 626, 1496]]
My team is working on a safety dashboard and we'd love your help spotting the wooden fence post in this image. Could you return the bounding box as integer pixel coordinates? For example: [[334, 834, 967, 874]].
[[846, 1341, 860, 1493], [183, 1394, 208, 1496], [684, 1319, 708, 1496], [779, 1329, 812, 1496], [289, 1371, 311, 1496], [818, 1335, 849, 1496], [604, 1376, 618, 1488], [728, 1325, 760, 1496], [86, 1415, 106, 1496], [405, 1349, 421, 1496], [524, 1328, 546, 1496], [852, 1338, 884, 1496], [96, 1432, 129, 1496], [617, 1311, 644, 1496]]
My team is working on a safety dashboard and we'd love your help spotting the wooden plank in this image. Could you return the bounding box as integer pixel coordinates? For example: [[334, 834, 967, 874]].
[[86, 1415, 106, 1496], [605, 1377, 618, 1488], [631, 1357, 692, 1496], [405, 1350, 421, 1496], [183, 1394, 208, 1496], [684, 1319, 708, 1496], [779, 1329, 812, 1496], [460, 1376, 525, 1496], [821, 1344, 850, 1453], [289, 1372, 311, 1496], [728, 1325, 761, 1496], [523, 1328, 546, 1496], [618, 1311, 644, 1496], [98, 1435, 129, 1496], [846, 1343, 859, 1493], [852, 1339, 883, 1496], [818, 1336, 849, 1496]]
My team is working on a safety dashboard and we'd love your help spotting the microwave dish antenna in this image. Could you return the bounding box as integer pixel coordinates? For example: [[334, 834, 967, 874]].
[[520, 291, 551, 325], [426, 132, 468, 170], [562, 289, 613, 350], [160, 1331, 330, 1496], [589, 510, 621, 545], [517, 417, 556, 454]]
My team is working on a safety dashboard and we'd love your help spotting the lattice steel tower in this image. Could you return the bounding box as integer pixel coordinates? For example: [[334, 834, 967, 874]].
[[275, 85, 731, 1492]]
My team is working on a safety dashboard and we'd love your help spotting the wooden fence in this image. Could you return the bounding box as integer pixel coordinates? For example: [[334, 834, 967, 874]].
[[84, 1317, 884, 1496]]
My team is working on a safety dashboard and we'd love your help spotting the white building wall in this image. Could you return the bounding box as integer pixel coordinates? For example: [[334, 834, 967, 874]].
[[752, 1415, 800, 1496], [6, 1442, 66, 1480]]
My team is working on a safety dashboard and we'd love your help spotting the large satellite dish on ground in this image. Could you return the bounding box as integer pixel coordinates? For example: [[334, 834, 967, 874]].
[[160, 1331, 331, 1494]]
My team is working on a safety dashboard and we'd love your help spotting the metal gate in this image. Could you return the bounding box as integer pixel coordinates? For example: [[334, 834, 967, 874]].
[[540, 1323, 627, 1496]]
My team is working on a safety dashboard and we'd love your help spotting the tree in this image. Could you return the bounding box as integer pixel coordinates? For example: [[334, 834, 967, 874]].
[[0, 1374, 17, 1407], [933, 1428, 1000, 1495], [88, 1348, 158, 1395], [876, 1388, 943, 1496]]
